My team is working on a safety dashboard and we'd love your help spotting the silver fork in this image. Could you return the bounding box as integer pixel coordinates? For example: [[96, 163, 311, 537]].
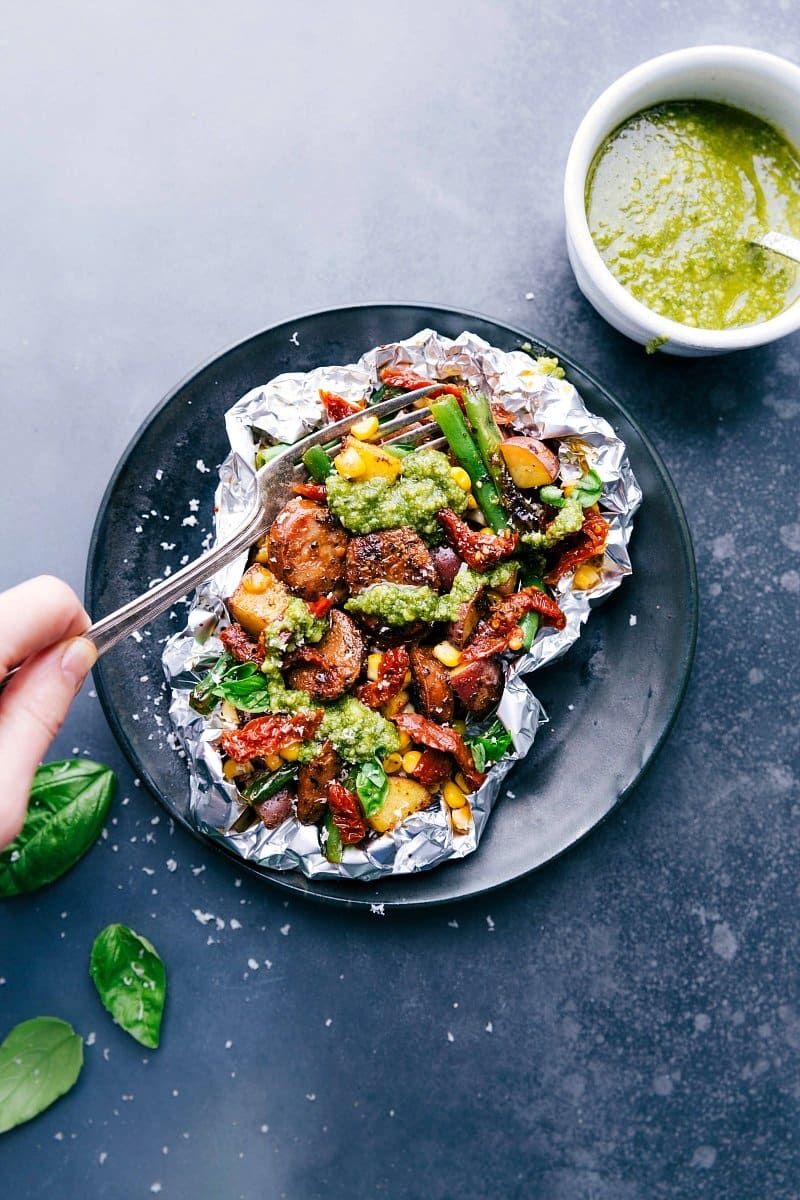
[[3, 383, 447, 687]]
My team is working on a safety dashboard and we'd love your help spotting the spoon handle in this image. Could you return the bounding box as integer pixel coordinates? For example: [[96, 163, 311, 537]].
[[751, 230, 800, 265]]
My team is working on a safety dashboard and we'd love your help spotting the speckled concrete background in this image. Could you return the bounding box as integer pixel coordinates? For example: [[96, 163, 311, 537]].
[[1, 3, 798, 1198]]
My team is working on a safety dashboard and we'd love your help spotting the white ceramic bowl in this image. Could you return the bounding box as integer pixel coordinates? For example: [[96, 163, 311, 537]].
[[564, 45, 800, 356]]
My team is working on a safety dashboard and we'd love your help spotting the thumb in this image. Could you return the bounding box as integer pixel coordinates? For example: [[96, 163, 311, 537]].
[[0, 637, 98, 848]]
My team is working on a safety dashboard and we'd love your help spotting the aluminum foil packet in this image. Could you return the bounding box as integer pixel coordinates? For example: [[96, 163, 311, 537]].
[[162, 329, 641, 881]]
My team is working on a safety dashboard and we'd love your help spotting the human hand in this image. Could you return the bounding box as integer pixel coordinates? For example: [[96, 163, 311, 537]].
[[0, 577, 97, 848]]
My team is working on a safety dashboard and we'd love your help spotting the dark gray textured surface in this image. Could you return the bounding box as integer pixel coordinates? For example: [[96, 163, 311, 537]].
[[1, 5, 798, 1198]]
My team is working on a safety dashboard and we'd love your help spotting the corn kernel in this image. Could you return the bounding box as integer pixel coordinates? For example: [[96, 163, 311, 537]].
[[450, 466, 472, 491], [351, 413, 379, 441], [264, 752, 283, 772], [222, 758, 244, 780], [367, 652, 383, 682], [220, 700, 240, 726], [454, 772, 471, 794], [479, 526, 493, 537], [402, 750, 422, 774], [280, 741, 302, 762], [382, 690, 409, 719], [443, 780, 468, 809], [507, 629, 524, 652], [403, 670, 413, 687], [432, 640, 462, 668], [573, 563, 601, 591], [397, 729, 413, 752], [242, 566, 272, 593], [450, 803, 472, 833], [383, 752, 403, 774], [466, 494, 479, 510], [334, 446, 366, 480]]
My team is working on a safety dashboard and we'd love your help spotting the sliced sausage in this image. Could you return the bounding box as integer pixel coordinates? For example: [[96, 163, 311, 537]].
[[410, 647, 455, 723], [296, 741, 341, 825], [346, 527, 439, 595], [220, 622, 262, 664], [285, 610, 364, 701], [268, 498, 348, 602]]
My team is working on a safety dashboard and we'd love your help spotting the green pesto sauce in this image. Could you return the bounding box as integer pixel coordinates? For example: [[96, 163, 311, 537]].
[[345, 561, 520, 627], [326, 447, 468, 537], [521, 494, 584, 549], [586, 101, 800, 329], [317, 697, 400, 762]]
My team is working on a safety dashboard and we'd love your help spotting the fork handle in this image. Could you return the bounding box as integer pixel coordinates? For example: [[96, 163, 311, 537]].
[[87, 501, 266, 656], [0, 501, 265, 696]]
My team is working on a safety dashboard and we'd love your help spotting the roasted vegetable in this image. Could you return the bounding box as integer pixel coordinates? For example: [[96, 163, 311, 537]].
[[449, 658, 504, 718], [367, 775, 433, 834], [499, 437, 560, 488], [227, 564, 290, 638]]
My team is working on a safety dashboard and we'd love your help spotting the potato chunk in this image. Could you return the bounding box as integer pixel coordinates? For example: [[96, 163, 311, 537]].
[[368, 775, 432, 834], [499, 437, 559, 488], [227, 564, 290, 637]]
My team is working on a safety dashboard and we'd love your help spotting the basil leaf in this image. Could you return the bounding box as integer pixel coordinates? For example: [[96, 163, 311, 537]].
[[0, 760, 115, 897], [467, 719, 512, 768], [0, 1017, 83, 1133], [190, 655, 273, 714], [90, 924, 166, 1049], [355, 758, 389, 818]]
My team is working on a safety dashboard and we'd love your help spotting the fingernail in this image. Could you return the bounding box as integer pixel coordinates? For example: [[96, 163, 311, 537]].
[[60, 638, 98, 691]]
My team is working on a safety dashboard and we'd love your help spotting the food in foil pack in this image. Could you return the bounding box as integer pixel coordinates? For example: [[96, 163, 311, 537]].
[[163, 330, 641, 881]]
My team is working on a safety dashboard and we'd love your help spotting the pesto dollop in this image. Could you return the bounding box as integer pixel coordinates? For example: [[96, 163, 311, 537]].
[[345, 561, 519, 627], [521, 494, 584, 549], [586, 100, 800, 329], [326, 447, 468, 537]]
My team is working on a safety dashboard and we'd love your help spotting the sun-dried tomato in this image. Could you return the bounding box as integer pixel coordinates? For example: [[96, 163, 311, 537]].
[[408, 748, 453, 787], [462, 587, 566, 662], [221, 710, 323, 763], [319, 389, 365, 421], [355, 645, 410, 710], [219, 623, 262, 664], [327, 780, 368, 844], [379, 366, 464, 400], [437, 508, 519, 572], [394, 713, 486, 791], [292, 481, 328, 502], [544, 510, 610, 585]]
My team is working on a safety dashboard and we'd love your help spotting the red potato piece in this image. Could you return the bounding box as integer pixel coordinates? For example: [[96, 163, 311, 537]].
[[254, 785, 295, 830], [268, 497, 349, 602], [447, 589, 484, 649], [285, 610, 364, 701], [431, 545, 464, 591], [449, 658, 504, 719], [227, 564, 290, 638], [499, 438, 560, 489], [409, 648, 455, 723]]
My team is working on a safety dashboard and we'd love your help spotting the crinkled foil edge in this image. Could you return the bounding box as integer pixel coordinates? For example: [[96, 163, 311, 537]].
[[162, 329, 641, 881]]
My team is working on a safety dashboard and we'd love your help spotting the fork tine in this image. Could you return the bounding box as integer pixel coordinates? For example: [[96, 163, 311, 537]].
[[285, 382, 443, 464]]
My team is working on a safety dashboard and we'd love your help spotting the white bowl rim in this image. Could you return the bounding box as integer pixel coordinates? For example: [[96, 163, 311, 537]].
[[564, 44, 800, 351]]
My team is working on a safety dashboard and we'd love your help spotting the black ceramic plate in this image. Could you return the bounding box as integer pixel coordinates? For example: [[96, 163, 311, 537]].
[[87, 304, 697, 909]]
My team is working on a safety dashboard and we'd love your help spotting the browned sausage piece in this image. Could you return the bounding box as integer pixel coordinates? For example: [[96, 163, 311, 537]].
[[449, 657, 504, 719], [410, 647, 455, 723], [296, 741, 341, 825], [268, 498, 348, 602], [285, 610, 364, 701], [220, 622, 262, 664], [346, 527, 439, 595]]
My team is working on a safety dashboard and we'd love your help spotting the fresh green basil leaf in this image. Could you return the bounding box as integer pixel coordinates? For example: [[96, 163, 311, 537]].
[[190, 654, 274, 714], [90, 924, 166, 1049], [467, 719, 512, 768], [0, 1017, 83, 1134], [0, 760, 115, 898], [355, 759, 389, 818]]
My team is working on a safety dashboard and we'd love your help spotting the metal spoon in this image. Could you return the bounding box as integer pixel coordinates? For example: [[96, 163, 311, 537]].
[[750, 230, 800, 264]]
